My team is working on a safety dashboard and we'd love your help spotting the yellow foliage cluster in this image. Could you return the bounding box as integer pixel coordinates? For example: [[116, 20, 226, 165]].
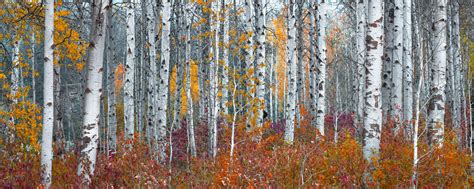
[[272, 15, 288, 103], [0, 1, 87, 72], [115, 64, 125, 94], [0, 88, 42, 151], [170, 60, 200, 117]]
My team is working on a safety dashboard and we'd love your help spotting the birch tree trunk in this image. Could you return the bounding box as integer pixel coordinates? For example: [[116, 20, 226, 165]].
[[315, 0, 327, 136], [157, 0, 172, 161], [11, 39, 20, 105], [77, 0, 109, 183], [296, 1, 304, 126], [40, 0, 54, 187], [244, 0, 255, 128], [309, 0, 318, 126], [363, 0, 383, 161], [451, 0, 461, 134], [255, 0, 266, 130], [185, 2, 196, 156], [402, 0, 413, 134], [382, 0, 394, 119], [106, 8, 117, 154], [222, 0, 230, 116], [31, 32, 36, 104], [145, 0, 158, 156], [284, 0, 297, 144], [428, 0, 447, 146], [390, 0, 404, 121], [124, 0, 136, 140], [208, 0, 220, 158], [356, 0, 366, 125]]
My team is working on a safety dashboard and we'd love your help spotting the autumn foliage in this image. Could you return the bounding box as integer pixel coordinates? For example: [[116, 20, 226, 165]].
[[1, 108, 472, 187]]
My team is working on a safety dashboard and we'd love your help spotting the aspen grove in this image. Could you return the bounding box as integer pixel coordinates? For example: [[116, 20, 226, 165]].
[[1, 0, 474, 187]]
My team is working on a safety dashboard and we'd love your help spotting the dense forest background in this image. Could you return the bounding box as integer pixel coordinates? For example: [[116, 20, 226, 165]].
[[1, 0, 474, 187]]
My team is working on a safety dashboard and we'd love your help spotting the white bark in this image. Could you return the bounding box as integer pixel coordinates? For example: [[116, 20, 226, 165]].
[[296, 3, 304, 126], [391, 0, 404, 121], [284, 0, 297, 144], [315, 0, 327, 136], [157, 0, 172, 161], [451, 0, 461, 132], [255, 0, 266, 130], [208, 0, 220, 158], [145, 0, 158, 153], [31, 32, 36, 104], [412, 14, 424, 186], [382, 0, 394, 119], [222, 0, 230, 116], [356, 0, 366, 124], [309, 0, 317, 126], [11, 39, 21, 104], [428, 0, 447, 146], [40, 0, 54, 187], [77, 0, 109, 183], [403, 0, 413, 132], [363, 0, 383, 161], [106, 8, 116, 153], [185, 2, 196, 156], [244, 0, 254, 128], [124, 0, 136, 140]]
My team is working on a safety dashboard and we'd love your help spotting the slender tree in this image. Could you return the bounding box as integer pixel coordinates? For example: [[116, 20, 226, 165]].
[[157, 0, 172, 161], [309, 0, 318, 127], [315, 0, 327, 135], [255, 0, 266, 130], [382, 0, 394, 119], [244, 0, 255, 129], [428, 0, 447, 146], [106, 6, 117, 153], [40, 0, 54, 187], [124, 0, 136, 140], [390, 0, 404, 121], [363, 0, 384, 161], [208, 0, 220, 158], [284, 0, 297, 144], [77, 0, 110, 183], [185, 0, 196, 156], [222, 0, 230, 116], [403, 0, 413, 134], [356, 0, 367, 125], [145, 0, 158, 152]]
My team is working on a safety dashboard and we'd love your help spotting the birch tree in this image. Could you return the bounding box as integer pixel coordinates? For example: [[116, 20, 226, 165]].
[[356, 0, 366, 125], [244, 0, 254, 128], [402, 0, 413, 132], [106, 7, 116, 153], [185, 1, 196, 156], [309, 0, 318, 126], [284, 0, 297, 144], [428, 0, 447, 146], [124, 0, 136, 140], [145, 0, 157, 150], [40, 0, 54, 187], [208, 0, 220, 158], [363, 0, 383, 161], [77, 0, 110, 182], [390, 0, 404, 121], [11, 39, 20, 106], [157, 0, 172, 161], [450, 0, 461, 132], [382, 0, 394, 118], [315, 0, 327, 136], [255, 0, 266, 129], [222, 0, 230, 116]]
